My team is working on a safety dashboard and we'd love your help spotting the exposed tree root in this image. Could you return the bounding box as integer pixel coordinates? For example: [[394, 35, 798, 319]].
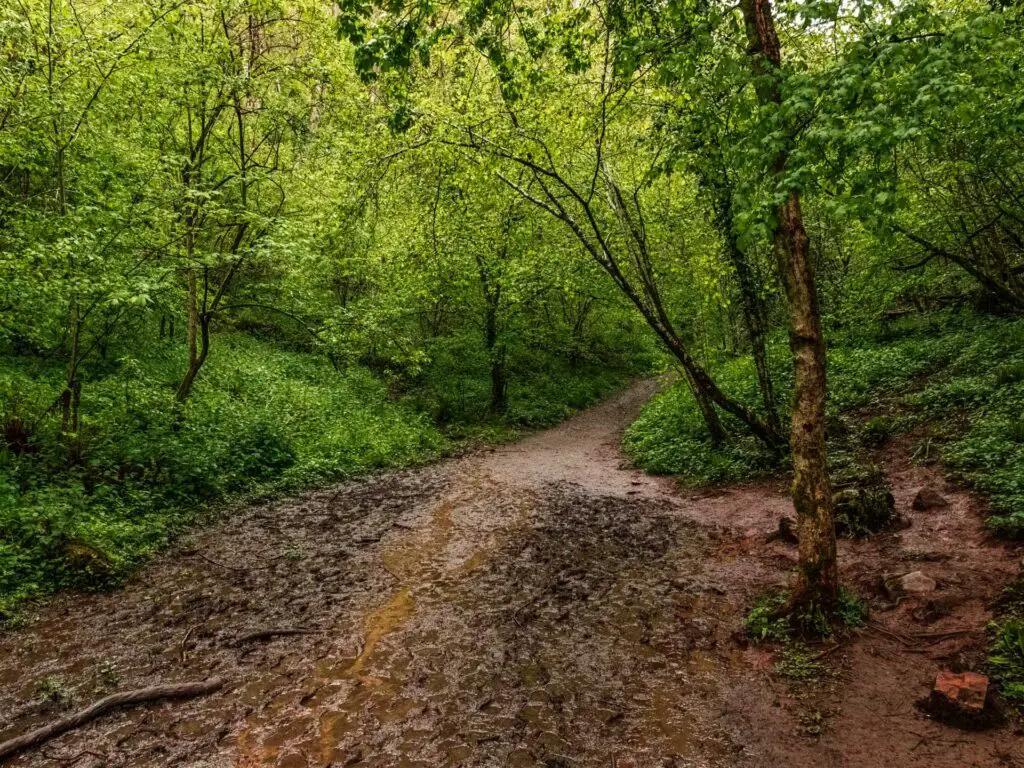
[[0, 678, 224, 761]]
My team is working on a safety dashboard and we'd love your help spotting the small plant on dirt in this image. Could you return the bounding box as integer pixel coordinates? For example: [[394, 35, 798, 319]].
[[910, 436, 937, 464], [775, 643, 823, 681], [745, 593, 791, 642], [36, 676, 74, 709], [0, 606, 29, 631], [838, 588, 868, 628], [862, 416, 893, 447], [748, 587, 867, 643], [988, 578, 1024, 705], [96, 660, 120, 689], [988, 618, 1024, 704], [797, 708, 827, 737]]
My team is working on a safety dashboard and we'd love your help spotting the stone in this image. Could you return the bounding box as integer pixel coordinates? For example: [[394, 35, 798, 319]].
[[918, 670, 1002, 729], [932, 670, 988, 711], [899, 570, 937, 594], [913, 486, 950, 511], [831, 479, 897, 537]]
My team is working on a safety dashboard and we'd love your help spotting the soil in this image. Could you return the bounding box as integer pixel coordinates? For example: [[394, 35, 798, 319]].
[[1, 379, 1022, 767]]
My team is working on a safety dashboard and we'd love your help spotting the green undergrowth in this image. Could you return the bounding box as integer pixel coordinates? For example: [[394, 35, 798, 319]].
[[745, 588, 867, 684], [746, 588, 868, 644], [0, 334, 635, 621], [989, 578, 1024, 707], [625, 311, 1024, 537], [0, 335, 447, 619]]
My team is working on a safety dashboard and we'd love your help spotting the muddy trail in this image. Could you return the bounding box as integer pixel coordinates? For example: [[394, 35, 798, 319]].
[[1, 380, 1022, 767]]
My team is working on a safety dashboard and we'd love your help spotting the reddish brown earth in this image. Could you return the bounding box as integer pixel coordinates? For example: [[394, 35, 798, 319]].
[[0, 379, 1022, 767]]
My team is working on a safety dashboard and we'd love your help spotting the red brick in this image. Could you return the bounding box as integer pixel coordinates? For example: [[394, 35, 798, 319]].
[[932, 670, 988, 712]]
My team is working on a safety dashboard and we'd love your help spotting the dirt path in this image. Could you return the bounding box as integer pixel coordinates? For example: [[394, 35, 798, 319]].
[[1, 380, 1022, 767]]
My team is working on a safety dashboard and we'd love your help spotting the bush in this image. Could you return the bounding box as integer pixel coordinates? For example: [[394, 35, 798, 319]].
[[990, 579, 1024, 705]]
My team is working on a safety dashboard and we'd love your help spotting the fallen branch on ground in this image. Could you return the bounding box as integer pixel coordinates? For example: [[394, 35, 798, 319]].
[[868, 622, 978, 649], [0, 678, 224, 761], [906, 628, 977, 640]]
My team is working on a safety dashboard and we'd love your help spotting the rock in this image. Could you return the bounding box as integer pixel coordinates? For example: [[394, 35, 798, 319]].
[[913, 487, 950, 511], [832, 481, 897, 537], [913, 592, 965, 623], [917, 670, 1002, 729], [899, 570, 937, 594]]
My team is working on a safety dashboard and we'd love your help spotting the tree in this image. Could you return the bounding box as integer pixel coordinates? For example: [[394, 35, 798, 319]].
[[737, 0, 837, 613]]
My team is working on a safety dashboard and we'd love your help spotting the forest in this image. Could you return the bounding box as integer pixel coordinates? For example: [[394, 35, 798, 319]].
[[1, 0, 1024, 764]]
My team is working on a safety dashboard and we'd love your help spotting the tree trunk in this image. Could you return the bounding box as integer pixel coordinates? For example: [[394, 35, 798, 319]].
[[484, 300, 507, 413], [713, 189, 782, 436], [682, 366, 726, 444], [176, 265, 206, 403], [629, 288, 781, 448], [739, 0, 838, 614], [176, 311, 210, 404], [775, 192, 838, 613], [60, 317, 79, 435], [490, 351, 507, 413], [479, 264, 507, 413], [596, 239, 781, 447]]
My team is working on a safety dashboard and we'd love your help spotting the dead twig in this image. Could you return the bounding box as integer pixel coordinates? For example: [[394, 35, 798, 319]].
[[179, 625, 196, 664], [868, 622, 978, 650], [907, 628, 977, 641], [867, 621, 916, 646], [0, 679, 225, 761], [180, 549, 254, 572]]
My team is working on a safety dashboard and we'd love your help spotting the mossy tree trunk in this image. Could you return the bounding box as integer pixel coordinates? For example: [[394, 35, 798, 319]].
[[739, 0, 839, 615]]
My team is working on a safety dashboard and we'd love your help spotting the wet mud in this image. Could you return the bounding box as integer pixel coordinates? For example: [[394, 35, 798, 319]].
[[0, 380, 1021, 767]]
